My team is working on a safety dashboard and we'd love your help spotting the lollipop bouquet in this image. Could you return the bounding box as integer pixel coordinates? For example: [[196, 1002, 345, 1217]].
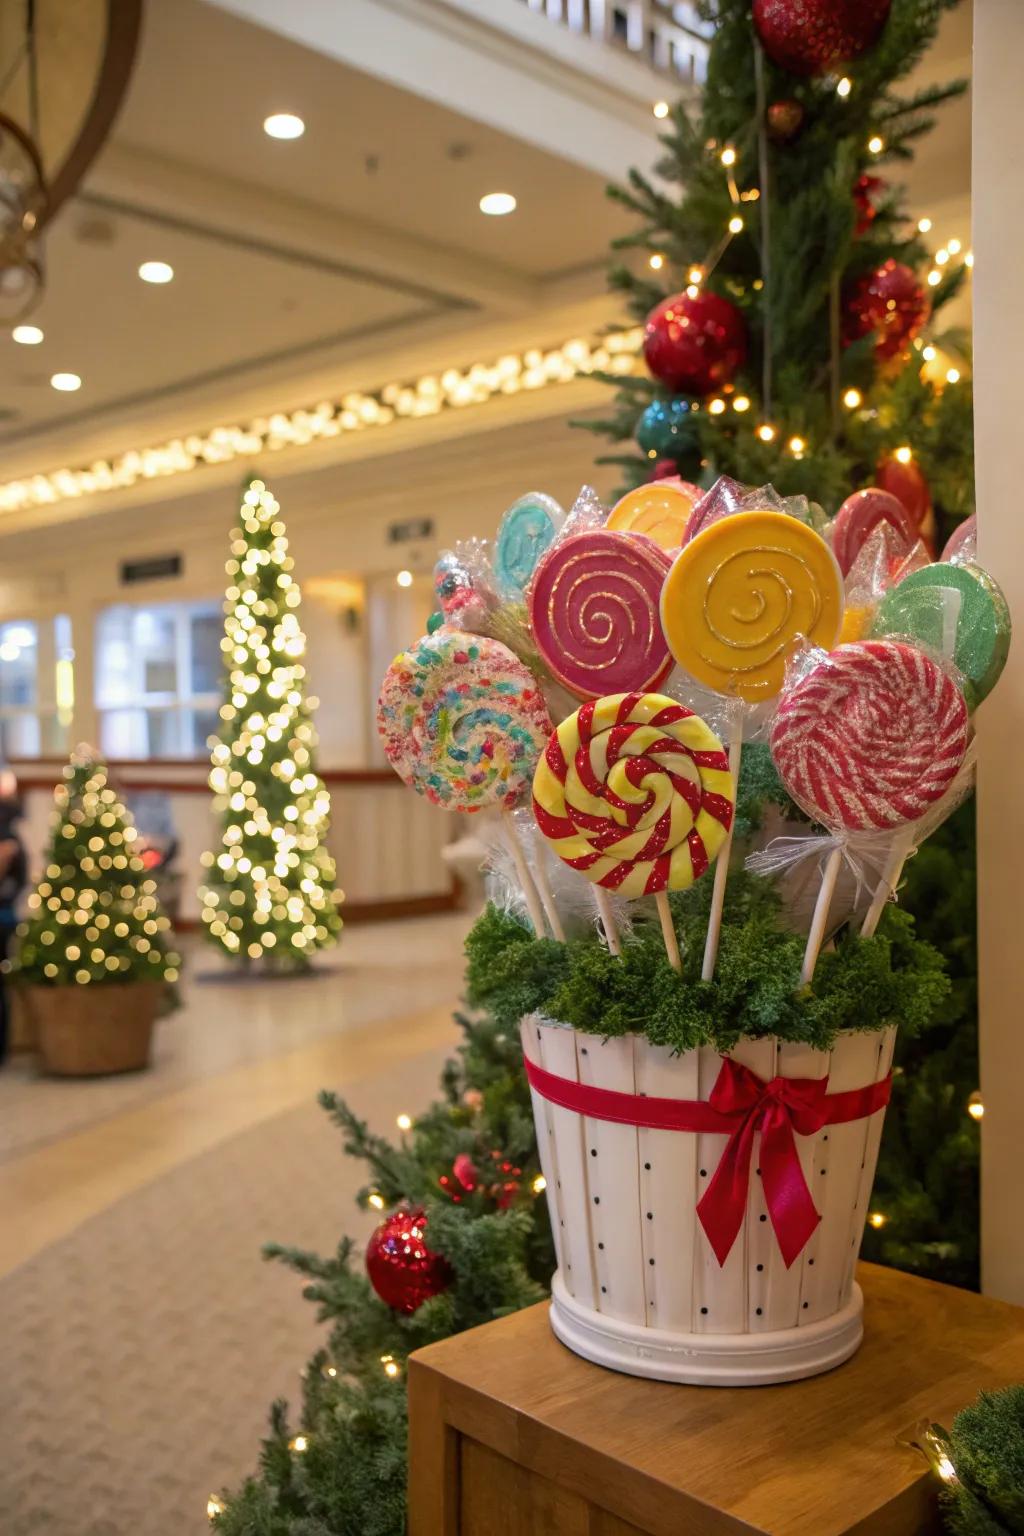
[[376, 477, 1009, 1386]]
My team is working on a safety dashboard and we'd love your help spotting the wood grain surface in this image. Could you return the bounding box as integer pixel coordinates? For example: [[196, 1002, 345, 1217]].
[[408, 1262, 1024, 1536]]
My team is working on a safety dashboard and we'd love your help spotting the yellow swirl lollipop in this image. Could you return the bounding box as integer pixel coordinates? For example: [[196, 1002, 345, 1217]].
[[660, 511, 844, 702]]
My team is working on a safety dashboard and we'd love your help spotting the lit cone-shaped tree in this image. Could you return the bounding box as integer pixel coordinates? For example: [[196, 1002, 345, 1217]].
[[13, 750, 180, 987], [200, 479, 342, 971]]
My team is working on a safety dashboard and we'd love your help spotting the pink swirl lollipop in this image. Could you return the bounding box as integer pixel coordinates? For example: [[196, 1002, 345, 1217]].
[[831, 489, 917, 577], [769, 639, 969, 831], [528, 529, 672, 700]]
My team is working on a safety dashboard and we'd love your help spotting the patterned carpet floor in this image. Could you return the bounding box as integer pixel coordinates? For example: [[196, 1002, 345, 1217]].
[[0, 1036, 453, 1534]]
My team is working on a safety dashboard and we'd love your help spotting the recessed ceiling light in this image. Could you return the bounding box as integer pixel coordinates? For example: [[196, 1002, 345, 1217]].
[[264, 113, 305, 140], [479, 191, 516, 216], [12, 324, 43, 345], [139, 260, 174, 284], [50, 372, 81, 392]]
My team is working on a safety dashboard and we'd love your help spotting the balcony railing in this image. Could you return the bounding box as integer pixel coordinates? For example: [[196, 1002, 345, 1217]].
[[517, 0, 709, 81]]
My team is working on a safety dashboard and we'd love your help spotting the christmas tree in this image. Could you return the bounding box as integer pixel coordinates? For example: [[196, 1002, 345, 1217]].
[[580, 0, 972, 529], [213, 5, 979, 1527], [579, 0, 979, 1286], [199, 479, 342, 970], [12, 750, 179, 987]]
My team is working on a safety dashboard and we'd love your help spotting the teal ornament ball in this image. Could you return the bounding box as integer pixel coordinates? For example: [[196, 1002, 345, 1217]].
[[493, 492, 564, 601], [636, 398, 695, 457], [871, 562, 1011, 709]]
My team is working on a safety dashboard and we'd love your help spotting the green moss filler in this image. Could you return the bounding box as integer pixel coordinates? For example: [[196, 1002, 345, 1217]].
[[466, 871, 949, 1056]]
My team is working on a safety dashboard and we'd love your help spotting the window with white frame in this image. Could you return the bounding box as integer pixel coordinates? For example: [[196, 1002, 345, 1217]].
[[96, 600, 222, 759], [0, 615, 75, 759]]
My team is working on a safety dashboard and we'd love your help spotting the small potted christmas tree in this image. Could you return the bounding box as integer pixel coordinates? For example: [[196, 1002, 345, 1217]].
[[10, 749, 180, 1075]]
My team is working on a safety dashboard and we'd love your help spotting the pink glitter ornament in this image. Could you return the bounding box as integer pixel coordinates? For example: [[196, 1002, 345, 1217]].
[[528, 529, 672, 700], [831, 488, 917, 576], [770, 639, 969, 832]]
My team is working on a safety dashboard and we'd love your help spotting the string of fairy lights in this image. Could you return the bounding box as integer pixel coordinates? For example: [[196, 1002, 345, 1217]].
[[0, 332, 640, 517], [643, 129, 971, 463]]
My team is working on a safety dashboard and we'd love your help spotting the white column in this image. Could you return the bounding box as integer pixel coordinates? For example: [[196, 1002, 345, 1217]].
[[973, 0, 1024, 1302]]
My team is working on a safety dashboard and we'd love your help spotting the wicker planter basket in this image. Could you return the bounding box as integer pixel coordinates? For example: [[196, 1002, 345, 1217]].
[[520, 1014, 896, 1386], [27, 980, 161, 1076]]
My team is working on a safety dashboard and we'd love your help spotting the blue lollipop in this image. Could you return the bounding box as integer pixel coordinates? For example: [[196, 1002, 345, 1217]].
[[493, 492, 564, 601]]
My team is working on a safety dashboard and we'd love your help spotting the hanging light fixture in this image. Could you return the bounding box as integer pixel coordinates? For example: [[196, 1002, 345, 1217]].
[[0, 1, 142, 320]]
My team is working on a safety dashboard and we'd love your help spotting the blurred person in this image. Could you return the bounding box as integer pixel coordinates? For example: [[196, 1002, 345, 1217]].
[[0, 793, 27, 1063]]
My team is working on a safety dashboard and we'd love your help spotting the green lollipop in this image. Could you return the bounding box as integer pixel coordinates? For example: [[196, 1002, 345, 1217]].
[[871, 562, 1011, 708]]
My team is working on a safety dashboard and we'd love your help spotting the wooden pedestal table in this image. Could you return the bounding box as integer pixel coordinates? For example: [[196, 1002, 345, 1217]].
[[407, 1261, 1024, 1536]]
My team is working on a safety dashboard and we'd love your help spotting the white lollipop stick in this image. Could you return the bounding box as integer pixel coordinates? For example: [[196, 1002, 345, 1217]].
[[860, 841, 908, 940], [701, 732, 743, 982], [592, 885, 622, 957], [501, 810, 547, 938], [800, 845, 843, 986], [655, 891, 682, 972], [530, 849, 566, 942]]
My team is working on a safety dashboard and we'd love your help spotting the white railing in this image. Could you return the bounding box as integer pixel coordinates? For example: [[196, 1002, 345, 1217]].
[[518, 0, 709, 81]]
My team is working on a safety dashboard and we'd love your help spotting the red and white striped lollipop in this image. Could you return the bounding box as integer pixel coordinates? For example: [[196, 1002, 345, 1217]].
[[769, 639, 969, 832]]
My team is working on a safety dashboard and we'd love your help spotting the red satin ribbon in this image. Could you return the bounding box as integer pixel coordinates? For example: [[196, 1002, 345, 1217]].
[[523, 1052, 891, 1269]]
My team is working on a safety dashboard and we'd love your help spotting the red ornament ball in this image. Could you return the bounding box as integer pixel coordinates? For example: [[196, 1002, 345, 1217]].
[[844, 260, 930, 361], [876, 453, 931, 529], [365, 1207, 452, 1314], [853, 174, 886, 237], [753, 0, 891, 76], [766, 99, 805, 143], [648, 458, 681, 482], [643, 291, 747, 396]]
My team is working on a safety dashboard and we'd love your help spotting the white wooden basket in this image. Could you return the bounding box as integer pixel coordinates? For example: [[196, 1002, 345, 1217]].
[[521, 1015, 896, 1386]]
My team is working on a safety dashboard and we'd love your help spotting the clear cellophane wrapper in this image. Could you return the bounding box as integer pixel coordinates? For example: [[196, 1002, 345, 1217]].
[[432, 534, 577, 721], [745, 633, 974, 937], [481, 805, 636, 946], [942, 511, 977, 566], [837, 523, 931, 642]]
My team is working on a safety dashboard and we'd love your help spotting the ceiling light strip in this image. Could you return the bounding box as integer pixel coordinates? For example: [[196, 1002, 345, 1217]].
[[0, 328, 642, 515]]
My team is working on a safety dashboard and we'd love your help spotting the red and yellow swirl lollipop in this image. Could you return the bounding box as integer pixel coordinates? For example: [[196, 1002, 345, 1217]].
[[661, 510, 844, 702], [533, 692, 734, 898]]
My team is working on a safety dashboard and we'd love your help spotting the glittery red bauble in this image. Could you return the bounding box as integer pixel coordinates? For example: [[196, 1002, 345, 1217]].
[[766, 99, 805, 142], [643, 291, 747, 396], [365, 1207, 452, 1314], [844, 260, 930, 361], [648, 458, 680, 481], [853, 174, 885, 236], [876, 454, 931, 529], [753, 0, 891, 76]]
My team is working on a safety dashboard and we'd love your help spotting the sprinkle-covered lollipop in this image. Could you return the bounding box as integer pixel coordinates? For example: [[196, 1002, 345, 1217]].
[[533, 692, 734, 896], [770, 639, 969, 831], [377, 630, 551, 811], [661, 510, 844, 701], [528, 528, 672, 699]]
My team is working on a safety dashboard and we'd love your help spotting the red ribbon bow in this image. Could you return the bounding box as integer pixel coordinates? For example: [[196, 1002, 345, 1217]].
[[696, 1058, 829, 1269], [523, 1052, 891, 1269]]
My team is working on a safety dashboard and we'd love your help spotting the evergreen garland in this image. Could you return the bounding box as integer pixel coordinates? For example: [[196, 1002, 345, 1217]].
[[935, 1385, 1024, 1536]]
